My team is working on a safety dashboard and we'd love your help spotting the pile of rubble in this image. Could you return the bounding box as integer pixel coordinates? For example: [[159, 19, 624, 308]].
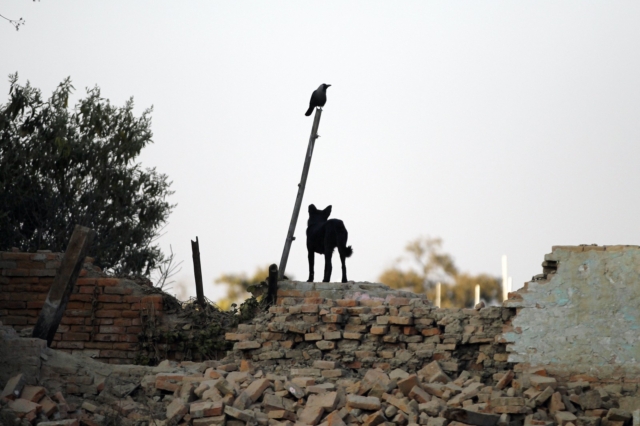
[[2, 356, 640, 426], [222, 297, 513, 383]]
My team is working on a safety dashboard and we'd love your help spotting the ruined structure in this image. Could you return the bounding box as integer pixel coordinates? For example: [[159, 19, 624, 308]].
[[1, 245, 640, 425]]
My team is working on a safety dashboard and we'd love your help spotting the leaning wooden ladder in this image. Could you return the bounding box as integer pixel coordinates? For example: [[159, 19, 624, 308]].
[[277, 108, 323, 280]]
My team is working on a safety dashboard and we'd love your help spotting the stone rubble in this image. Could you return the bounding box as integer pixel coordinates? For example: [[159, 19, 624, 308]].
[[2, 357, 640, 426], [2, 271, 640, 425]]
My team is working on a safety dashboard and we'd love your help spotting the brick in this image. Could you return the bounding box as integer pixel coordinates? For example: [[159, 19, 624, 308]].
[[308, 391, 338, 410], [389, 297, 411, 306], [141, 294, 163, 303], [84, 342, 114, 349], [97, 302, 130, 310], [104, 287, 133, 295], [343, 332, 363, 340], [305, 332, 323, 341], [389, 316, 414, 325], [243, 378, 271, 402], [316, 340, 336, 350], [192, 416, 225, 426], [30, 268, 56, 277], [97, 294, 123, 303], [322, 369, 344, 378], [555, 411, 578, 426], [530, 375, 557, 390], [313, 360, 337, 369], [370, 325, 388, 334], [99, 326, 126, 334], [39, 395, 58, 417], [166, 398, 188, 424], [347, 395, 381, 410], [61, 317, 86, 325], [2, 268, 29, 276], [324, 331, 342, 340], [0, 300, 26, 309], [2, 316, 28, 325], [336, 299, 358, 307], [114, 318, 133, 326], [301, 304, 319, 313], [409, 385, 431, 403], [496, 370, 514, 390], [63, 332, 90, 341], [96, 278, 120, 286], [7, 398, 41, 417], [190, 401, 224, 418], [277, 289, 303, 297], [93, 333, 119, 342], [234, 341, 261, 350], [323, 314, 343, 323], [397, 374, 420, 396], [100, 350, 129, 358], [56, 341, 84, 349], [225, 332, 252, 341], [156, 374, 185, 392], [67, 309, 92, 317], [113, 342, 137, 350], [298, 405, 324, 425], [224, 405, 255, 422], [68, 294, 92, 302]]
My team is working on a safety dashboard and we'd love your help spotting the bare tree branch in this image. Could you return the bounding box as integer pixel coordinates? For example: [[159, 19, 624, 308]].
[[0, 13, 25, 31]]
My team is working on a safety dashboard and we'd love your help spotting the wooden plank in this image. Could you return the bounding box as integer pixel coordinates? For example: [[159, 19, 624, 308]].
[[32, 225, 95, 346], [278, 107, 322, 280], [191, 236, 205, 308]]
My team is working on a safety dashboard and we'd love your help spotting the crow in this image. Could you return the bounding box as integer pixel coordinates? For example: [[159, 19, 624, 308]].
[[305, 84, 331, 116]]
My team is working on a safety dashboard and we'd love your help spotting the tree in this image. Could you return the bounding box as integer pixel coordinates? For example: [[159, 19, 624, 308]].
[[214, 266, 271, 310], [379, 236, 501, 308], [440, 272, 501, 308], [0, 74, 174, 276]]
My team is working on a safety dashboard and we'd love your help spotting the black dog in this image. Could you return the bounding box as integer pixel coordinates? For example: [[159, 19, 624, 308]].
[[306, 204, 353, 283]]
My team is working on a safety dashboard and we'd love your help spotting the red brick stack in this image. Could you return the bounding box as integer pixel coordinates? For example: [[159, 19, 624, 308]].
[[0, 250, 163, 364]]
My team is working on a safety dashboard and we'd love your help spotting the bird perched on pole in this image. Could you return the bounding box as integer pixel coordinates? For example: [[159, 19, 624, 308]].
[[305, 84, 331, 116]]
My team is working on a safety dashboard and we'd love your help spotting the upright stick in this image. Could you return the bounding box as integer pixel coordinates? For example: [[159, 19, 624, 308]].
[[191, 236, 205, 308], [278, 108, 323, 280], [267, 264, 278, 305], [502, 255, 508, 302]]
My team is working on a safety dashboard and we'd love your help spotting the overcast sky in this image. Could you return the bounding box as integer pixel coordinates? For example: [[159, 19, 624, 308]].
[[2, 2, 640, 302]]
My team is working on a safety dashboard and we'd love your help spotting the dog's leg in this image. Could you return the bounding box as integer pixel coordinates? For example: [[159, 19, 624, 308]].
[[323, 248, 333, 282], [339, 250, 348, 283], [307, 249, 314, 282]]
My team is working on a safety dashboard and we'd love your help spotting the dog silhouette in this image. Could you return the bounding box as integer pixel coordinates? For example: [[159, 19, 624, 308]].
[[306, 204, 353, 283]]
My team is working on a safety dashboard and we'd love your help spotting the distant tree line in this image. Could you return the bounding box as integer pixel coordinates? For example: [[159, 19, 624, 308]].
[[378, 236, 501, 308]]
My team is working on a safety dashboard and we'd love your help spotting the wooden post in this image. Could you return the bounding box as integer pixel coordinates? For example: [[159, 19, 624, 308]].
[[32, 225, 95, 346], [278, 108, 323, 280], [191, 236, 205, 308], [266, 264, 278, 305]]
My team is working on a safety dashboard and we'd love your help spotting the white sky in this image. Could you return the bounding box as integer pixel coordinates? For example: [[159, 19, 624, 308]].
[[2, 2, 640, 302]]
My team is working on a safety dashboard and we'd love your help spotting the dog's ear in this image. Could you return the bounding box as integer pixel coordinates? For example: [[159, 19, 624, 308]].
[[309, 204, 317, 214], [323, 205, 332, 217]]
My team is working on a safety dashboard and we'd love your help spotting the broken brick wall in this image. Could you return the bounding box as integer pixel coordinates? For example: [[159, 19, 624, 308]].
[[225, 282, 515, 383], [504, 245, 640, 382], [0, 250, 163, 364]]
